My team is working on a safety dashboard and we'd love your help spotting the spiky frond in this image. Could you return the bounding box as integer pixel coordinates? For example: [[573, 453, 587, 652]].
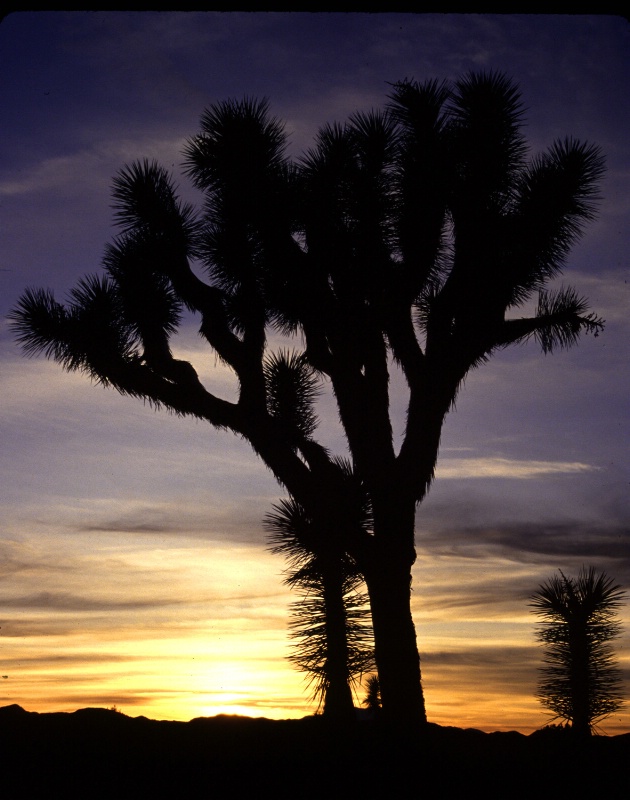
[[299, 122, 358, 246], [534, 287, 604, 353], [265, 496, 319, 570], [447, 70, 527, 213], [300, 121, 353, 176], [265, 487, 368, 574], [66, 274, 138, 370], [362, 674, 381, 712], [508, 138, 605, 305], [300, 115, 394, 232], [263, 350, 320, 440], [197, 218, 265, 294], [10, 286, 72, 363], [111, 159, 198, 253], [387, 78, 451, 296], [184, 97, 287, 196], [287, 578, 375, 710], [346, 110, 399, 279], [9, 277, 138, 383], [531, 566, 625, 623], [348, 109, 399, 173], [103, 232, 183, 344], [183, 99, 297, 335], [388, 77, 450, 136]]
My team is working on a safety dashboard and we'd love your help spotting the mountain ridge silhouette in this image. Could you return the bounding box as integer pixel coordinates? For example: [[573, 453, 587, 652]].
[[1, 703, 627, 797]]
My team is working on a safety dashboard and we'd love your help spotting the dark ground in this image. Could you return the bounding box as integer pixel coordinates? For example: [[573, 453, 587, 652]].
[[1, 704, 628, 798]]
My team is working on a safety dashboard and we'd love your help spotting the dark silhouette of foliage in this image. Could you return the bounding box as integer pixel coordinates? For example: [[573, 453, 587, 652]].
[[265, 469, 375, 721], [11, 72, 605, 725], [362, 675, 382, 715], [530, 567, 626, 735]]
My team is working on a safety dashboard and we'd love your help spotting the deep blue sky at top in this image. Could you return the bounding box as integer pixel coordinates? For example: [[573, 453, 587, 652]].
[[2, 13, 628, 299]]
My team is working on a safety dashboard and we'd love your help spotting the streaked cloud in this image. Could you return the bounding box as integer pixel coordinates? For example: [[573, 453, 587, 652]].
[[0, 591, 186, 612], [417, 520, 630, 569], [436, 457, 597, 479], [0, 138, 188, 198]]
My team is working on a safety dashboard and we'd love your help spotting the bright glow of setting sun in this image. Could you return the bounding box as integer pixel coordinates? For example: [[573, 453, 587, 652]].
[[4, 532, 628, 733]]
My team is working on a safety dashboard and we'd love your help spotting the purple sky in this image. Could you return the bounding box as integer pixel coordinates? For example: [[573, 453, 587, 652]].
[[1, 12, 629, 731]]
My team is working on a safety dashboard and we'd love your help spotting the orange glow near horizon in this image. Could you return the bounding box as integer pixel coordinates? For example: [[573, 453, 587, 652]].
[[2, 535, 629, 734], [6, 635, 629, 735], [2, 358, 628, 734]]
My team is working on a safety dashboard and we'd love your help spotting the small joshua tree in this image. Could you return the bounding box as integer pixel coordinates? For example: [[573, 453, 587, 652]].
[[530, 567, 626, 735], [265, 481, 375, 722]]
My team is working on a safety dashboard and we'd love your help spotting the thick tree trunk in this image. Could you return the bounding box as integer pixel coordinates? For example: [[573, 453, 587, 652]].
[[363, 500, 427, 726], [569, 621, 591, 736]]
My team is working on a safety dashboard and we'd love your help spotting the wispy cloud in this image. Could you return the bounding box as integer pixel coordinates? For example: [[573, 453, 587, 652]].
[[0, 591, 186, 612], [0, 138, 189, 198], [417, 520, 630, 565], [436, 457, 598, 479]]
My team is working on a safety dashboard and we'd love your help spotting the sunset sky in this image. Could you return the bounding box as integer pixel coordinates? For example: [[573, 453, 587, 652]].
[[1, 12, 629, 734]]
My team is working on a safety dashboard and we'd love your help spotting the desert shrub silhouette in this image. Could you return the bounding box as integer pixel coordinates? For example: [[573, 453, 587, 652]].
[[530, 566, 626, 735]]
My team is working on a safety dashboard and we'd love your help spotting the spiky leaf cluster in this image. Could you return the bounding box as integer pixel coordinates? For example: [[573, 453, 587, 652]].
[[263, 351, 320, 440], [286, 575, 375, 710], [362, 674, 382, 712], [530, 567, 626, 731], [265, 473, 375, 710]]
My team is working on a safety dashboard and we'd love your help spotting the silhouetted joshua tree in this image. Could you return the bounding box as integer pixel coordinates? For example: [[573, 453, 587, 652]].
[[11, 72, 605, 724], [265, 466, 375, 722], [530, 567, 626, 735]]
